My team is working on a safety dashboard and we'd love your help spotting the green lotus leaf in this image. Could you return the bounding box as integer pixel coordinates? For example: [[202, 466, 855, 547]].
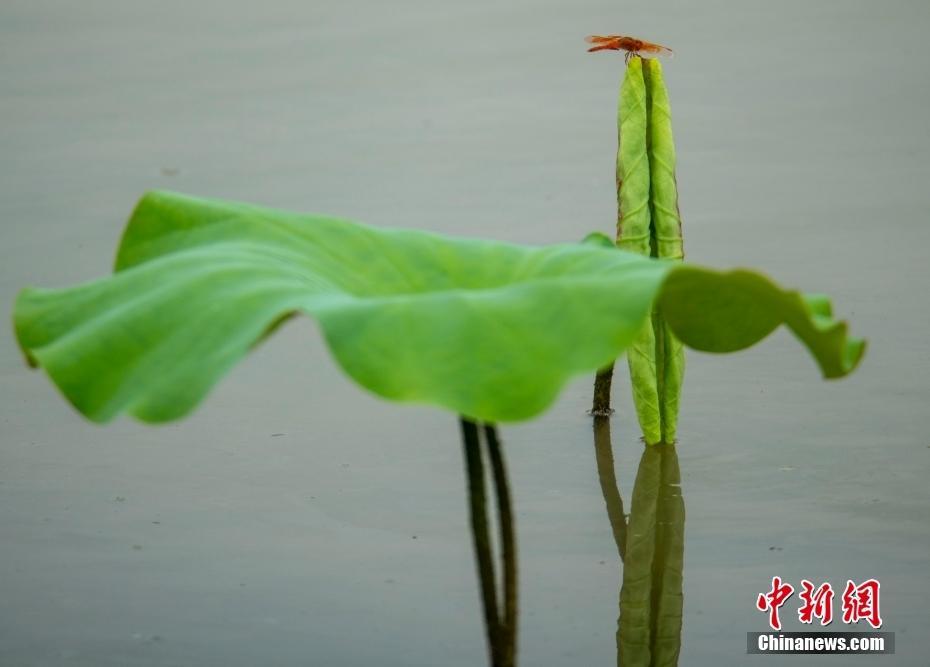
[[12, 191, 864, 424]]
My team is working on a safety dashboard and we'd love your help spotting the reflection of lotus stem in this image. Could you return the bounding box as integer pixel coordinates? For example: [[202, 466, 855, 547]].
[[592, 416, 627, 560], [460, 418, 518, 667]]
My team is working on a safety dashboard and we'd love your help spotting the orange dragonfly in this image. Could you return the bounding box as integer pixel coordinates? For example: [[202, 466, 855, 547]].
[[585, 35, 673, 62]]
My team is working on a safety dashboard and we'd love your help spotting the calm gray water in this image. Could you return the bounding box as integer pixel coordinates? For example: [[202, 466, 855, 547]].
[[2, 1, 929, 665]]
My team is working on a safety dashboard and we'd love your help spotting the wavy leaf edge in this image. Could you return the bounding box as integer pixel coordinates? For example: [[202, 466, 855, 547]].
[[13, 191, 865, 425]]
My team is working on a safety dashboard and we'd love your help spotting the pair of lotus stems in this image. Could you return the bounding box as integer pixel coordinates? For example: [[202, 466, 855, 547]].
[[462, 56, 684, 667]]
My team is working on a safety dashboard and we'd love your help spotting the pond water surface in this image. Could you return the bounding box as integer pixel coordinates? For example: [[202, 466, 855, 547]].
[[2, 1, 929, 665]]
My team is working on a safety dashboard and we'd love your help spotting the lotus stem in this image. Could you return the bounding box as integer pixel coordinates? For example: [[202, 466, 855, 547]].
[[591, 365, 615, 416], [460, 418, 502, 664], [484, 424, 517, 667]]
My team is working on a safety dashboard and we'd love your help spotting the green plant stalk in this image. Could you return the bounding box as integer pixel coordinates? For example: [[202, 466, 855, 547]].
[[591, 366, 614, 416], [613, 56, 685, 445], [460, 418, 503, 664]]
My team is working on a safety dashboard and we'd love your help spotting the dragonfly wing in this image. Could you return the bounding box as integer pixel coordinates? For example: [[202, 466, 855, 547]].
[[638, 44, 674, 59], [585, 34, 620, 44]]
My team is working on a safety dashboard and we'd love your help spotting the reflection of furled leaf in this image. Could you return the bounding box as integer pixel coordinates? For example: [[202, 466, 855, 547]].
[[619, 442, 684, 666], [14, 191, 863, 425]]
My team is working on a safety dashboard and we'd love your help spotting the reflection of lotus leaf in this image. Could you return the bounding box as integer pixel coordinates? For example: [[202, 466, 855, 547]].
[[14, 191, 863, 425]]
